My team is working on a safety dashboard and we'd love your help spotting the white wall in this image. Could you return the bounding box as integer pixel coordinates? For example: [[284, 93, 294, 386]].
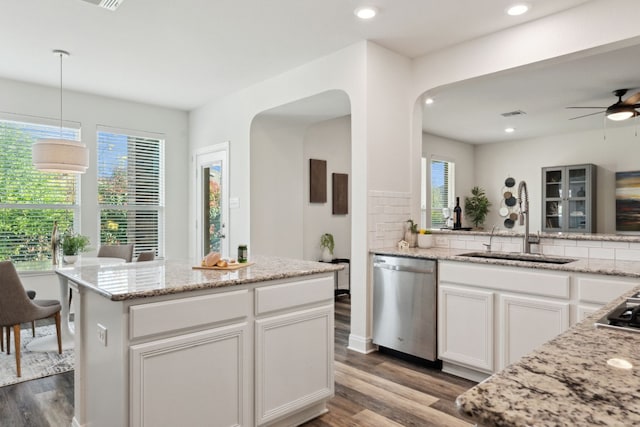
[[250, 117, 306, 259], [410, 0, 640, 227], [475, 124, 640, 234], [303, 116, 352, 261], [422, 133, 475, 228], [0, 77, 189, 299]]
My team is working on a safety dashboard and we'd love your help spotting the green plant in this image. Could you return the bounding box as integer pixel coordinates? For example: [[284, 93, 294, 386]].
[[61, 231, 90, 256], [465, 186, 492, 228], [320, 233, 335, 254], [406, 219, 418, 233]]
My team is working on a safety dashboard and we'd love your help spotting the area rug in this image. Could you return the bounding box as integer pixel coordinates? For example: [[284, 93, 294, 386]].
[[0, 324, 74, 387]]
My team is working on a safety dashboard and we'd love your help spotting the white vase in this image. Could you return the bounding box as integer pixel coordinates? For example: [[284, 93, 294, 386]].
[[321, 247, 333, 262], [63, 255, 78, 264], [417, 234, 433, 248]]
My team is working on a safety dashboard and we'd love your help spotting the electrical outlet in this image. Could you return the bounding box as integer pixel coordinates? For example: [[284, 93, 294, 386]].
[[97, 324, 107, 346]]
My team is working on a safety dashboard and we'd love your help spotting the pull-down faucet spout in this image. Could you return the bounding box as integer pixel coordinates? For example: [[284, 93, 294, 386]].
[[517, 180, 531, 253]]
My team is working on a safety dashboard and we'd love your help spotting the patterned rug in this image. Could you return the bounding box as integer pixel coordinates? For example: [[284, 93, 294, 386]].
[[0, 324, 74, 387]]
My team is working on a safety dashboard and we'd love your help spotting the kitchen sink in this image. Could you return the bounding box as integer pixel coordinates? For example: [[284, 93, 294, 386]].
[[459, 251, 577, 265]]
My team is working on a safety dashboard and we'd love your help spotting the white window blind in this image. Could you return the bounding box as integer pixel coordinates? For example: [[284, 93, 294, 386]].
[[0, 117, 81, 263], [431, 159, 455, 228], [97, 127, 164, 258]]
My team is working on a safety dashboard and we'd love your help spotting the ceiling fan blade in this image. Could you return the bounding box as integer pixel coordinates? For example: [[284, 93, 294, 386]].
[[569, 111, 605, 120], [623, 92, 640, 105], [566, 106, 607, 109]]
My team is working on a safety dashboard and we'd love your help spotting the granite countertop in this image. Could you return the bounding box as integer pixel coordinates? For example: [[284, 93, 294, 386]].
[[455, 286, 640, 426], [372, 247, 640, 278], [55, 255, 343, 301]]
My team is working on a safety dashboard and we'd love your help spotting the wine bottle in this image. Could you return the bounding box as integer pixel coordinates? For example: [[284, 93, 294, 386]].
[[453, 197, 462, 229]]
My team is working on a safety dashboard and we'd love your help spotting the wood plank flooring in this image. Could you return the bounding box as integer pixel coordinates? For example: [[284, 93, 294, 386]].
[[0, 298, 476, 426], [302, 298, 476, 427]]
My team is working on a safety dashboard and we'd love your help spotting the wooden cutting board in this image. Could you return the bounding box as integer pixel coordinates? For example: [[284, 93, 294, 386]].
[[192, 262, 254, 271]]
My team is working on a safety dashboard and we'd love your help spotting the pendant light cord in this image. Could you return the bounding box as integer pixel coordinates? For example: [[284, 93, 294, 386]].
[[59, 51, 63, 135]]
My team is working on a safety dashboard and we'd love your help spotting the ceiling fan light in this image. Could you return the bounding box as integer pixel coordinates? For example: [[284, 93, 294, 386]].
[[607, 109, 635, 121]]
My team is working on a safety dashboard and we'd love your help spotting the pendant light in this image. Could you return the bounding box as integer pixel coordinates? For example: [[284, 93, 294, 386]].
[[32, 49, 89, 174]]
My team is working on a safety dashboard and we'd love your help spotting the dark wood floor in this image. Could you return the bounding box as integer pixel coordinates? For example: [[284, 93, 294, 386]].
[[0, 298, 475, 427], [303, 298, 476, 427]]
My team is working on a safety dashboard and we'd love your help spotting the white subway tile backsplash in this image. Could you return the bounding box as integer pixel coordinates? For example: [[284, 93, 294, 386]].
[[542, 245, 565, 256], [564, 246, 589, 258], [577, 240, 602, 248], [615, 249, 640, 261], [435, 236, 449, 248], [449, 240, 467, 249], [602, 241, 630, 249], [588, 247, 615, 260]]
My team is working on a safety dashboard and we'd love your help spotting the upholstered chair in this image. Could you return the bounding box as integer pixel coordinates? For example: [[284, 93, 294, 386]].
[[136, 251, 155, 262], [97, 244, 134, 262], [0, 261, 62, 377]]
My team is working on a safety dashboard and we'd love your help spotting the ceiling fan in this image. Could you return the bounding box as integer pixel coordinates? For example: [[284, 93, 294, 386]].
[[567, 89, 640, 121]]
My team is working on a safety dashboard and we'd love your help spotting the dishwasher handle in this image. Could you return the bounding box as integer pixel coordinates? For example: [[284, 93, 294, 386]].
[[373, 262, 434, 274]]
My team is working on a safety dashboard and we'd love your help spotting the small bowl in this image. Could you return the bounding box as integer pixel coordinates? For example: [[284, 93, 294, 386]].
[[504, 218, 515, 228], [505, 177, 516, 187], [505, 196, 517, 207], [499, 207, 509, 217]]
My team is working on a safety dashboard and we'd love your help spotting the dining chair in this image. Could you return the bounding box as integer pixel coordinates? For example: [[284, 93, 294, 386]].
[[97, 244, 134, 263], [136, 250, 155, 262], [0, 261, 62, 377], [1, 289, 38, 352]]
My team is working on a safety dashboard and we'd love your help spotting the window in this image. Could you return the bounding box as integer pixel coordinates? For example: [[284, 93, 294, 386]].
[[0, 116, 81, 263], [429, 158, 455, 228], [97, 127, 164, 258]]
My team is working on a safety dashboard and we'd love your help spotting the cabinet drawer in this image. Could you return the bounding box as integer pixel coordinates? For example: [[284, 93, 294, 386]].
[[440, 262, 570, 299], [576, 276, 637, 304], [255, 275, 333, 316], [130, 290, 250, 340]]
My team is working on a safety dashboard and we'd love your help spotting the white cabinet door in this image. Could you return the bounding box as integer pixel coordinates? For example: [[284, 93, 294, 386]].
[[255, 304, 334, 426], [130, 322, 250, 427], [438, 285, 494, 372], [498, 294, 569, 370]]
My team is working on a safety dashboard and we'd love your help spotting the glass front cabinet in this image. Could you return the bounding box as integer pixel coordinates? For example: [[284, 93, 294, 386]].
[[542, 164, 597, 233]]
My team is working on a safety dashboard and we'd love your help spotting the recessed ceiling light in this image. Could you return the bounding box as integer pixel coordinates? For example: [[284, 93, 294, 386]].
[[607, 358, 633, 370], [355, 7, 378, 20], [506, 4, 529, 16], [505, 127, 515, 133], [425, 98, 434, 105]]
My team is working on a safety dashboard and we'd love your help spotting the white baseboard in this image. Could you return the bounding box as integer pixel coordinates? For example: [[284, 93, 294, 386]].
[[347, 334, 377, 354], [441, 361, 490, 383]]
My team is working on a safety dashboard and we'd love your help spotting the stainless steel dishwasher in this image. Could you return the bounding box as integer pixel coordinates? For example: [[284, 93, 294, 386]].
[[372, 255, 437, 361]]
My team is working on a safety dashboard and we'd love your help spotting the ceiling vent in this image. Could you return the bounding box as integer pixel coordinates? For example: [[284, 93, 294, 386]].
[[501, 110, 527, 117], [81, 0, 124, 11]]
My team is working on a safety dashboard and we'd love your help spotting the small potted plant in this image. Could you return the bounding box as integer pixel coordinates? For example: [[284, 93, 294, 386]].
[[417, 228, 433, 248], [465, 186, 492, 229], [320, 233, 335, 262], [61, 231, 90, 264], [405, 220, 418, 247]]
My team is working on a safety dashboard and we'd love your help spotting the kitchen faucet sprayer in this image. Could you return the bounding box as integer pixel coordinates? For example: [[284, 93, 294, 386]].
[[517, 181, 531, 253]]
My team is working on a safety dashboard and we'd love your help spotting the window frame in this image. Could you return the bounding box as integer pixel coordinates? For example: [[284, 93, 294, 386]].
[[427, 156, 455, 229], [0, 113, 82, 264], [96, 125, 165, 258]]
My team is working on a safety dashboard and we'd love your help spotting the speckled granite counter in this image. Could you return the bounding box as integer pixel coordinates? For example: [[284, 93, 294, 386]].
[[455, 286, 640, 426], [372, 247, 640, 278], [56, 255, 342, 301]]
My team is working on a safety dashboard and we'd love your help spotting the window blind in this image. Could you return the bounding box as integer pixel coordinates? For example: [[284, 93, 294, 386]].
[[0, 118, 81, 263], [97, 128, 164, 258]]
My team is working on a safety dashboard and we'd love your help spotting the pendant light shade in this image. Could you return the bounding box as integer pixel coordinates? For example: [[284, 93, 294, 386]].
[[32, 139, 89, 173], [33, 50, 89, 174]]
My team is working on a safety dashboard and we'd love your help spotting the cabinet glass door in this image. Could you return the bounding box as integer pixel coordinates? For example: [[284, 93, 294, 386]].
[[567, 166, 587, 231], [544, 169, 563, 230]]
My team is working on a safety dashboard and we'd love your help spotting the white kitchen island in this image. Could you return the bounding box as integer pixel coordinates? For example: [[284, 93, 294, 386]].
[[58, 256, 341, 427]]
